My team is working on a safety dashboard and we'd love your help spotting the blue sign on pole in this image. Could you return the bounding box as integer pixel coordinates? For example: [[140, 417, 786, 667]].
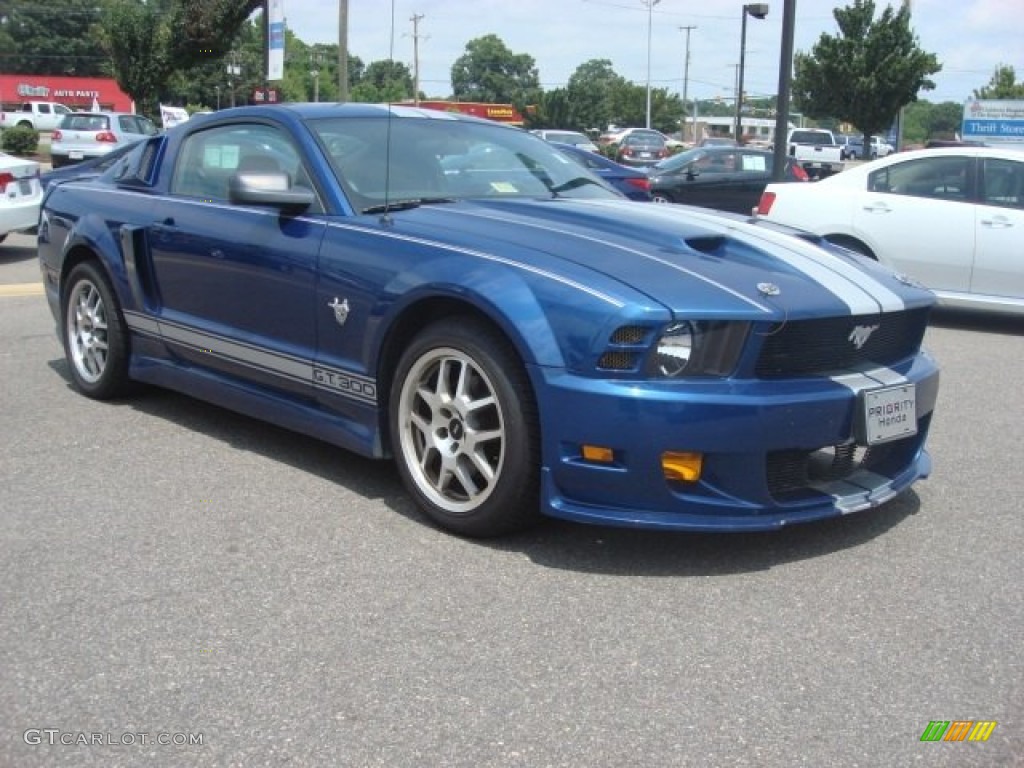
[[961, 100, 1024, 145]]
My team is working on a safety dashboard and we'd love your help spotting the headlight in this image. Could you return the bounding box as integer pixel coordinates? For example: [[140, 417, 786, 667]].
[[648, 320, 749, 378], [654, 322, 694, 377]]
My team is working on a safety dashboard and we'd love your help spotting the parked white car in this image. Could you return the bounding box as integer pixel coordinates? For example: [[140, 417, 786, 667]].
[[0, 152, 42, 243], [756, 146, 1024, 315], [530, 129, 599, 152], [869, 136, 895, 158], [603, 127, 685, 150]]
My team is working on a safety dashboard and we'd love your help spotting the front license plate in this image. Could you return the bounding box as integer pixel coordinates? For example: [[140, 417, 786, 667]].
[[859, 385, 917, 445]]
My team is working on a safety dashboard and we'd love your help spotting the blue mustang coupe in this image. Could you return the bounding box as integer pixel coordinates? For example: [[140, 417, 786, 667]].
[[38, 103, 940, 537]]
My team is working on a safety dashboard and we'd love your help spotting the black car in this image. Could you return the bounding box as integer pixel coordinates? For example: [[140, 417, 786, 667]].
[[647, 146, 808, 214], [614, 132, 669, 167]]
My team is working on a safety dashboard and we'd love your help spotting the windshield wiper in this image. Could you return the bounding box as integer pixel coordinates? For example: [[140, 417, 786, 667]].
[[549, 176, 605, 195], [361, 197, 456, 215]]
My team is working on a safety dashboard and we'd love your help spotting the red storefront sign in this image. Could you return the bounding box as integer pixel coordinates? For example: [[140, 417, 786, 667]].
[[404, 101, 526, 125], [0, 75, 134, 113]]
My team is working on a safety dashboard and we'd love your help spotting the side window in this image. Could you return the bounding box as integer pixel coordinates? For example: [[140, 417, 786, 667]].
[[868, 156, 969, 201], [739, 152, 768, 174], [170, 123, 309, 203], [981, 158, 1024, 209]]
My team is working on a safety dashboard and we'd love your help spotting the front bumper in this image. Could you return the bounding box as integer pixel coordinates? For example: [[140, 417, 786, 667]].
[[533, 352, 939, 531]]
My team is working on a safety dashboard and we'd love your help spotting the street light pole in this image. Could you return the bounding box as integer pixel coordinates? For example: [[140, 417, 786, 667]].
[[644, 0, 661, 129], [735, 3, 769, 144], [679, 25, 697, 142], [310, 50, 321, 102]]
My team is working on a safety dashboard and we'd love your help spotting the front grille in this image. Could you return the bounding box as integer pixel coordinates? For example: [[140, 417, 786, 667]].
[[755, 307, 930, 378], [766, 426, 924, 501], [768, 443, 871, 498]]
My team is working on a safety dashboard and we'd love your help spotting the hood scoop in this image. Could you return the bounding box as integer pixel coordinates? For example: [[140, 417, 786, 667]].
[[684, 235, 729, 257]]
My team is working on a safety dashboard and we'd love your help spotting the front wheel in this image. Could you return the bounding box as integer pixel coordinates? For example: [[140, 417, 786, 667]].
[[389, 318, 540, 537], [62, 261, 132, 399]]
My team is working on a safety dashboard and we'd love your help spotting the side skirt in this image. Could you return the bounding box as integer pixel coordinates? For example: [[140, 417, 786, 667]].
[[128, 355, 388, 460]]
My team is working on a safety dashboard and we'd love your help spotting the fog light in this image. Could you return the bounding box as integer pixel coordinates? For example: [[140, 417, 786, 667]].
[[582, 444, 615, 463], [662, 451, 703, 482]]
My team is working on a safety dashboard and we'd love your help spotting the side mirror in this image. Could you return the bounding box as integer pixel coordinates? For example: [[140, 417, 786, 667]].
[[229, 170, 314, 211]]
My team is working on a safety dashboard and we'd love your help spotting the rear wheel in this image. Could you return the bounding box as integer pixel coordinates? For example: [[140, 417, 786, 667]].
[[62, 261, 132, 399], [389, 317, 540, 537]]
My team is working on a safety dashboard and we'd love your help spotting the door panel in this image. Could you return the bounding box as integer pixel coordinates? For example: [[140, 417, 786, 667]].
[[858, 156, 975, 292]]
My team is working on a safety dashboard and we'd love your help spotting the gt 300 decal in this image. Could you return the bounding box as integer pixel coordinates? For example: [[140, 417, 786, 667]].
[[313, 367, 377, 403]]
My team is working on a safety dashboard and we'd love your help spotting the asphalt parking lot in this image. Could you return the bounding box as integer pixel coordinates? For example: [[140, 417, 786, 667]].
[[1, 230, 1021, 767]]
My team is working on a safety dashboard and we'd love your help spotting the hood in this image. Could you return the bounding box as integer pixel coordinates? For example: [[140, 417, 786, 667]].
[[375, 198, 934, 321]]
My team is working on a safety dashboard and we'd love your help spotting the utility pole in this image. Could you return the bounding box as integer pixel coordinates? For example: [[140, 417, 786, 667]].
[[338, 0, 349, 101], [679, 25, 696, 142], [643, 0, 661, 129], [409, 13, 426, 106]]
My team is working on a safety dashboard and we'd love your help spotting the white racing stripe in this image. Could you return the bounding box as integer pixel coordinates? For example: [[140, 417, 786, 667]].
[[444, 207, 774, 313], [720, 221, 905, 314], [830, 364, 909, 393], [450, 204, 909, 317]]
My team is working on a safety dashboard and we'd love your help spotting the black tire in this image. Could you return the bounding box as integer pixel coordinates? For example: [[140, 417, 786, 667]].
[[389, 317, 540, 537], [61, 261, 133, 399]]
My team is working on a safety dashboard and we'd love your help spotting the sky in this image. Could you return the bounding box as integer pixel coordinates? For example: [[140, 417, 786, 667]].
[[278, 0, 1023, 107]]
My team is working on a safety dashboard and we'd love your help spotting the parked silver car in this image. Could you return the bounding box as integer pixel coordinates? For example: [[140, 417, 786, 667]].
[[50, 112, 159, 168]]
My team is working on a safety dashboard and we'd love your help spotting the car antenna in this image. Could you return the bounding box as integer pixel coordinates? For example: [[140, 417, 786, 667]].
[[380, 0, 397, 225]]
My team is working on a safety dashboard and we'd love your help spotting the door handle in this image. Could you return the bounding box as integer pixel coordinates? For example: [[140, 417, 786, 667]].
[[980, 216, 1012, 229], [861, 203, 892, 213]]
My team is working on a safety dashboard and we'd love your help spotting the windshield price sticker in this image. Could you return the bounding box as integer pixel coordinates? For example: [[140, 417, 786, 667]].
[[861, 384, 917, 444]]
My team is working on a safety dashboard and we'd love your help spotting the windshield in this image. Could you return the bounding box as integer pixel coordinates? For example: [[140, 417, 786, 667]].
[[310, 116, 619, 212], [651, 147, 703, 173]]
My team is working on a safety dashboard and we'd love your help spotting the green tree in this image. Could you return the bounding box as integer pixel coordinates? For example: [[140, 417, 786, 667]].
[[565, 59, 628, 132], [973, 64, 1024, 99], [0, 0, 108, 76], [102, 0, 263, 117], [451, 34, 541, 110], [531, 88, 570, 130], [350, 60, 413, 102], [793, 0, 940, 142], [102, 0, 174, 118]]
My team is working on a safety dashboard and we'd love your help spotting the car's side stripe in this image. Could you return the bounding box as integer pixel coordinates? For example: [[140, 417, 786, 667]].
[[121, 311, 378, 405]]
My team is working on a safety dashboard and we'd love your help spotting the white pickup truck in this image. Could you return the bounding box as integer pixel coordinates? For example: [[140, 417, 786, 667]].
[[786, 128, 845, 178], [0, 101, 73, 132]]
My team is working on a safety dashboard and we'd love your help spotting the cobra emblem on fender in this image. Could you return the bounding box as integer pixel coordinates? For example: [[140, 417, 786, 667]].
[[328, 297, 350, 327]]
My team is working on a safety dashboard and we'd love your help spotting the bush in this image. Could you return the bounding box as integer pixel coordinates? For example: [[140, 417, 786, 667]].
[[1, 125, 39, 156]]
